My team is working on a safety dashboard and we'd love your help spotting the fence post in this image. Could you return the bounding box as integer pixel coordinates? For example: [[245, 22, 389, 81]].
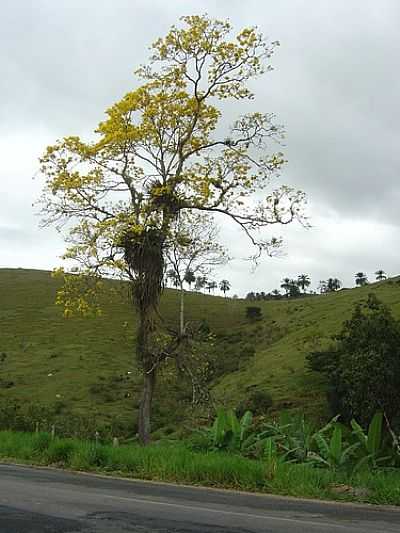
[[112, 437, 119, 448], [95, 431, 99, 446], [51, 424, 55, 440], [35, 421, 39, 433]]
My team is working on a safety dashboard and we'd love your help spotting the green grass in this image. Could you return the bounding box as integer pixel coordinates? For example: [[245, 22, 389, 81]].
[[0, 429, 399, 505], [0, 268, 248, 432], [1, 268, 400, 432]]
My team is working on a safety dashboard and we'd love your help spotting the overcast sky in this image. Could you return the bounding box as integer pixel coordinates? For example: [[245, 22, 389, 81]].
[[1, 0, 399, 296]]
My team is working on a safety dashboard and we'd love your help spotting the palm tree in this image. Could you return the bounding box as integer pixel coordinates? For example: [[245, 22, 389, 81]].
[[355, 272, 368, 287], [297, 274, 311, 293], [206, 280, 217, 293], [195, 275, 207, 292], [375, 269, 387, 281], [280, 277, 291, 298], [288, 280, 301, 298], [327, 278, 342, 292], [184, 269, 196, 289], [271, 289, 281, 299], [167, 269, 179, 288], [333, 278, 342, 291], [318, 280, 328, 294], [219, 279, 231, 297]]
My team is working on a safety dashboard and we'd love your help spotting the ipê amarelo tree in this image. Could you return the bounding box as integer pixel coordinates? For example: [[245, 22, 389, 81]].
[[39, 15, 307, 444]]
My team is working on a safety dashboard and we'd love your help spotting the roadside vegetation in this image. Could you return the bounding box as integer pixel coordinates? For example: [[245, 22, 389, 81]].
[[0, 417, 399, 506]]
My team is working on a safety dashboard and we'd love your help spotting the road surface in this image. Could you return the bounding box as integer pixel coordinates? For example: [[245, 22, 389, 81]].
[[0, 463, 399, 532]]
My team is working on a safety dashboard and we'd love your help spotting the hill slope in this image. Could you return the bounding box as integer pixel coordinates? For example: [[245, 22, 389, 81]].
[[1, 268, 400, 434]]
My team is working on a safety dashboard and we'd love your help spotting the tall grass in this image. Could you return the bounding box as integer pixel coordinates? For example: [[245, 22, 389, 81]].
[[0, 430, 399, 505]]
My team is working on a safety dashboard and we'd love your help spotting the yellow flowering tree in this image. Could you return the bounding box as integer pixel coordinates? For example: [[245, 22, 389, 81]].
[[39, 15, 306, 444]]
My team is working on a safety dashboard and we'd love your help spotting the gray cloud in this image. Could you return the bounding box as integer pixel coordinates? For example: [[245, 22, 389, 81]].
[[1, 0, 399, 293]]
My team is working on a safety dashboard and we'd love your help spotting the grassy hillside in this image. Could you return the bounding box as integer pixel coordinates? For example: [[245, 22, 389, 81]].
[[1, 268, 400, 435], [214, 279, 400, 417]]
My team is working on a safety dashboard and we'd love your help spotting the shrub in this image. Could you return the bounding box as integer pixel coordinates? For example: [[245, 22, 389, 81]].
[[45, 439, 75, 464], [245, 306, 262, 321], [236, 390, 273, 418]]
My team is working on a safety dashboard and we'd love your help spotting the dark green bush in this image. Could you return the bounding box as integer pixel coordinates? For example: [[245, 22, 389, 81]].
[[236, 390, 273, 417], [245, 306, 262, 321]]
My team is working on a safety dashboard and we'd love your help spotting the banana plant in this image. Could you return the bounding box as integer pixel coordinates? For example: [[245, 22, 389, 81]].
[[209, 409, 254, 452], [259, 415, 340, 463], [351, 412, 391, 470], [210, 408, 228, 448], [308, 424, 359, 469], [256, 419, 298, 459]]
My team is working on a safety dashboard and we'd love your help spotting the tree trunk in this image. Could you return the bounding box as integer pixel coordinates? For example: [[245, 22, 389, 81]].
[[136, 306, 157, 446], [179, 283, 185, 336], [124, 227, 166, 446], [138, 369, 156, 445]]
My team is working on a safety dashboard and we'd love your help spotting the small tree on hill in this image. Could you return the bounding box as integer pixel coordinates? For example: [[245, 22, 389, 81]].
[[206, 281, 217, 293], [288, 280, 301, 298], [167, 269, 179, 287], [184, 269, 196, 289], [246, 292, 256, 301], [245, 306, 262, 321], [327, 277, 342, 292], [297, 274, 311, 293], [195, 276, 207, 292], [375, 269, 387, 281], [355, 272, 368, 286], [318, 280, 328, 294], [280, 277, 291, 297], [220, 279, 231, 297]]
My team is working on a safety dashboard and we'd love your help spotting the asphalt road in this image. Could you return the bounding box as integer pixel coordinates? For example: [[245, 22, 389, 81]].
[[0, 464, 399, 532]]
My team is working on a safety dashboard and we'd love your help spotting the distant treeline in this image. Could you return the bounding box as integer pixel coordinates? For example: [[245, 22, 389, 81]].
[[245, 270, 388, 301]]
